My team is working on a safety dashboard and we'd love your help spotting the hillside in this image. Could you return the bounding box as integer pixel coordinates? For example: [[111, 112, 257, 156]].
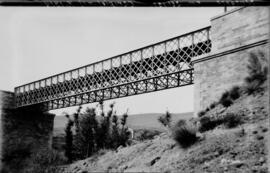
[[58, 83, 269, 173], [52, 112, 193, 151], [53, 112, 193, 134]]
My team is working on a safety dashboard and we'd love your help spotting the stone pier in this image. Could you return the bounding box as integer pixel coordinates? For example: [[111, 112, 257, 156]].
[[0, 90, 55, 171], [192, 7, 269, 114]]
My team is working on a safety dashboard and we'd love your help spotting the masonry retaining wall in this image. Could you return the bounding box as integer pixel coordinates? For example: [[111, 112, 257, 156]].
[[192, 7, 269, 114], [0, 90, 55, 172]]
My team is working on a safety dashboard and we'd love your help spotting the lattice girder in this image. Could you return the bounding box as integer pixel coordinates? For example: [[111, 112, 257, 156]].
[[15, 27, 211, 110]]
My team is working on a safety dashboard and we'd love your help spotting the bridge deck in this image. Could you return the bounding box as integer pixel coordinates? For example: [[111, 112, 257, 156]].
[[15, 26, 211, 110]]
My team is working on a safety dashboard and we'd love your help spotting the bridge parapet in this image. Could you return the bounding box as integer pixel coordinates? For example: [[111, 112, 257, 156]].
[[15, 27, 211, 110]]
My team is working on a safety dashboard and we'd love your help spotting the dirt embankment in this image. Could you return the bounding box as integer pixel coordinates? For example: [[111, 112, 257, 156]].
[[60, 87, 268, 173]]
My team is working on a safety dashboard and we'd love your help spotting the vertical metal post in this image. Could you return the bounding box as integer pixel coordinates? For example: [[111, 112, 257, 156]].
[[191, 33, 194, 57]]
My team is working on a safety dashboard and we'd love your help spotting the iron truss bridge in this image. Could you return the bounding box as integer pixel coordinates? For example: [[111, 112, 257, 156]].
[[15, 26, 211, 110]]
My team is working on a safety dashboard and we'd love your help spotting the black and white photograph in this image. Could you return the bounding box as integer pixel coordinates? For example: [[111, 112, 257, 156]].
[[0, 1, 269, 173]]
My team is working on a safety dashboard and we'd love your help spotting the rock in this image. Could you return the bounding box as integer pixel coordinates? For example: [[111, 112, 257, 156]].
[[252, 130, 258, 134], [230, 160, 244, 168], [259, 157, 265, 163], [218, 108, 226, 114], [221, 159, 244, 168], [261, 127, 268, 133], [214, 151, 220, 156], [120, 165, 128, 170], [196, 133, 205, 141], [78, 171, 88, 173], [150, 156, 161, 166], [256, 135, 264, 140], [251, 166, 259, 172], [229, 151, 237, 157], [221, 158, 229, 165], [117, 145, 123, 152], [203, 161, 210, 168]]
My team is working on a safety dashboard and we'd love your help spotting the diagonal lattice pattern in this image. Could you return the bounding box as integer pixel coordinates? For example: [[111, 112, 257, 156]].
[[14, 26, 211, 110]]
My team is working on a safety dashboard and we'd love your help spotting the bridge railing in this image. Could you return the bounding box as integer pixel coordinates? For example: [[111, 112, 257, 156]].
[[15, 26, 211, 110]]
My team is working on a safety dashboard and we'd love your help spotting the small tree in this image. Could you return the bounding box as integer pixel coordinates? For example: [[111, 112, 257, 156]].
[[111, 115, 120, 149], [73, 106, 82, 158], [119, 112, 130, 146], [64, 102, 130, 161], [64, 114, 74, 163], [158, 111, 172, 128]]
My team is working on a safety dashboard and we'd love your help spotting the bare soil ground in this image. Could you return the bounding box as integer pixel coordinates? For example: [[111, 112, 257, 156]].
[[59, 87, 268, 173]]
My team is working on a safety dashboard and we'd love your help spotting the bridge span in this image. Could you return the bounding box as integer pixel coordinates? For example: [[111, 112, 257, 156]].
[[15, 26, 211, 110]]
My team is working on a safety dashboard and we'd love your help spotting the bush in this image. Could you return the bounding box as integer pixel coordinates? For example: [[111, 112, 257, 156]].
[[209, 102, 217, 109], [24, 150, 66, 173], [172, 119, 198, 149], [244, 51, 268, 95], [229, 86, 240, 100], [135, 129, 161, 141], [222, 113, 242, 128], [221, 98, 233, 107], [245, 79, 262, 95], [158, 111, 172, 127], [197, 110, 206, 117], [198, 116, 224, 133], [199, 113, 243, 132], [219, 91, 233, 107]]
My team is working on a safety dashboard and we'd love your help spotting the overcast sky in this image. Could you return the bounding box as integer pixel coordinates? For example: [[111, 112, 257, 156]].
[[0, 7, 225, 115]]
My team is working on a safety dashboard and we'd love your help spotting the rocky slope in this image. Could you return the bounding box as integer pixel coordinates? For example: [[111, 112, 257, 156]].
[[60, 86, 268, 173]]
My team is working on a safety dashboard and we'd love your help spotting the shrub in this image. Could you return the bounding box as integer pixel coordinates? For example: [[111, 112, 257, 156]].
[[219, 91, 233, 107], [24, 150, 66, 173], [199, 116, 223, 132], [229, 86, 240, 100], [209, 102, 217, 109], [197, 110, 206, 117], [245, 79, 262, 95], [158, 111, 172, 127], [199, 113, 243, 132], [244, 51, 268, 94], [171, 119, 198, 149], [222, 113, 242, 128], [135, 129, 161, 141], [221, 98, 233, 107], [199, 116, 216, 132]]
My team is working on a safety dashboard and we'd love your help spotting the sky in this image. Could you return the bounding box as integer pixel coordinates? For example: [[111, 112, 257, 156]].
[[0, 7, 225, 115]]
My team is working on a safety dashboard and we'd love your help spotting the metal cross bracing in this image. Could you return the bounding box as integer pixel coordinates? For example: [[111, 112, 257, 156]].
[[14, 26, 211, 111]]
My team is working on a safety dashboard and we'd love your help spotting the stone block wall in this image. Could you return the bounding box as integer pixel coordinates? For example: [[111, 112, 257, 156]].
[[192, 7, 269, 114], [0, 91, 14, 170], [193, 43, 268, 113], [0, 90, 55, 171], [211, 7, 269, 53]]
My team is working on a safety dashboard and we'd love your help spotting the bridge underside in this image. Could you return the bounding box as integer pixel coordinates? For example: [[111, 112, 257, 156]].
[[15, 27, 211, 110]]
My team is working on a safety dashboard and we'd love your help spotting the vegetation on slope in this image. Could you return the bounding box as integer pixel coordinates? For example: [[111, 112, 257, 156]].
[[64, 101, 131, 162], [59, 50, 268, 173]]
